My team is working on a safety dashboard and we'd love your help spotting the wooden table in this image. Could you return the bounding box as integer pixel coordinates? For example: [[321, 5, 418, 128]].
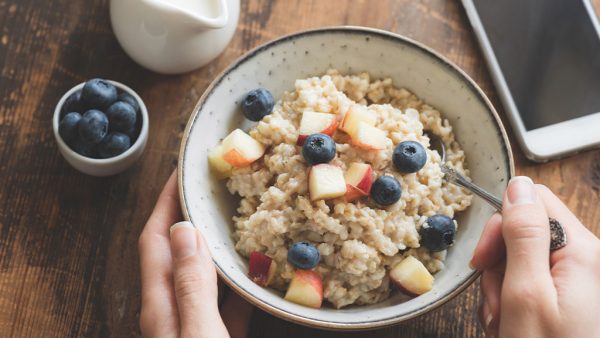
[[1, 1, 599, 337]]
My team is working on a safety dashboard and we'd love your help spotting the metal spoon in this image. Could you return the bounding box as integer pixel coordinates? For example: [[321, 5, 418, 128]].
[[425, 131, 567, 251]]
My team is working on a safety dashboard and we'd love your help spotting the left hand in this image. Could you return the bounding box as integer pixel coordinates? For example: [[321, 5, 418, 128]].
[[138, 171, 253, 338]]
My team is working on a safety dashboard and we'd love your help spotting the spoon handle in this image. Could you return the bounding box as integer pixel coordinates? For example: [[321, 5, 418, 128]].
[[440, 164, 567, 250], [441, 164, 503, 211]]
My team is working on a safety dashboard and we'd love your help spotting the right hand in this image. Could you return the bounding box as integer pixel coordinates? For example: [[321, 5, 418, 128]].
[[471, 176, 600, 338]]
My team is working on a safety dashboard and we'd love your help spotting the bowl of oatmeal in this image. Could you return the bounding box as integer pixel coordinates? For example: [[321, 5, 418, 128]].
[[178, 27, 513, 330]]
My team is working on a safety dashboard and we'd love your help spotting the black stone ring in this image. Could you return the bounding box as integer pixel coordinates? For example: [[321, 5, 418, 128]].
[[550, 217, 567, 251]]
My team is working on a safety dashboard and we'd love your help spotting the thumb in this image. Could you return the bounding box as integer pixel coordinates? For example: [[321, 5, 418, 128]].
[[501, 176, 553, 284], [170, 221, 229, 338]]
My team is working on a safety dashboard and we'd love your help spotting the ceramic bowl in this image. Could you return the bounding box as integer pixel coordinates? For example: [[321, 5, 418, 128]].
[[178, 27, 514, 330], [53, 80, 149, 177]]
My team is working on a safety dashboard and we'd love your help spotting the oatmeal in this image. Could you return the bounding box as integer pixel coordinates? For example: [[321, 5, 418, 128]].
[[212, 70, 472, 308]]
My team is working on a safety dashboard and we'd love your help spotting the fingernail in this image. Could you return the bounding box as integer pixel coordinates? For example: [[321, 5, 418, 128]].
[[485, 312, 493, 329], [506, 176, 535, 205], [170, 221, 197, 259], [170, 221, 195, 234], [482, 301, 493, 333], [469, 247, 477, 269]]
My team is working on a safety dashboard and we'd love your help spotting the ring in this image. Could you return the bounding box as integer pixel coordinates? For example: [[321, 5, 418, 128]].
[[549, 218, 567, 251]]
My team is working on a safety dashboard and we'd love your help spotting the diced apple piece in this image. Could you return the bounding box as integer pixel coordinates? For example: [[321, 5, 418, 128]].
[[345, 185, 366, 202], [389, 256, 434, 296], [208, 144, 233, 179], [221, 129, 266, 167], [248, 251, 277, 287], [350, 122, 389, 150], [308, 164, 347, 201], [297, 111, 338, 145], [344, 162, 373, 201], [284, 270, 323, 308], [340, 105, 377, 135]]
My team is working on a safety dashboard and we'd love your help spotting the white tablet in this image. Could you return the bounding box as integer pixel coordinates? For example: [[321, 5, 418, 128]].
[[462, 0, 600, 161]]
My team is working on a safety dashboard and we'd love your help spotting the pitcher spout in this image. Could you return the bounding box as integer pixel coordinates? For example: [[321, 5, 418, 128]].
[[142, 0, 229, 30]]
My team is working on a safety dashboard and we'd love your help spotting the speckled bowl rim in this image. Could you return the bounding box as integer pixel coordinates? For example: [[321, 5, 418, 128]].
[[178, 26, 515, 331]]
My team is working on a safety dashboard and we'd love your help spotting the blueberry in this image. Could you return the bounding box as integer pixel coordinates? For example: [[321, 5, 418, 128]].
[[241, 88, 274, 121], [124, 125, 139, 141], [59, 112, 82, 143], [81, 79, 117, 110], [419, 215, 456, 252], [370, 175, 402, 206], [68, 139, 96, 158], [97, 132, 131, 158], [61, 90, 83, 117], [302, 133, 336, 165], [117, 92, 140, 113], [79, 110, 109, 144], [287, 242, 320, 269], [393, 141, 427, 173], [106, 101, 136, 133]]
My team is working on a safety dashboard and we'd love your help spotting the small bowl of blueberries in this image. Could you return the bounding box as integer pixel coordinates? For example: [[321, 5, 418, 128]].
[[53, 79, 149, 176]]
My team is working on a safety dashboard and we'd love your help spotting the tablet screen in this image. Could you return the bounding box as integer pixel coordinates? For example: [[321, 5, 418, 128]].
[[473, 0, 600, 130]]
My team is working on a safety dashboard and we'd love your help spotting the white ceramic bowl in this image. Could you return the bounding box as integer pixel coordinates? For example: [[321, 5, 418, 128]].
[[178, 27, 514, 330], [53, 80, 149, 176]]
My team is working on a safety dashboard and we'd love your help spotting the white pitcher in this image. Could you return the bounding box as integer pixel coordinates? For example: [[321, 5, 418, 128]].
[[110, 0, 239, 74]]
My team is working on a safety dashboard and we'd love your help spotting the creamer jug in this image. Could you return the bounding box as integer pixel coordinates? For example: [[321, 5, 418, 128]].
[[110, 0, 239, 74]]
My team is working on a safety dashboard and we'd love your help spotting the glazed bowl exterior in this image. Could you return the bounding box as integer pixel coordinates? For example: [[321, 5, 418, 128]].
[[178, 27, 514, 330]]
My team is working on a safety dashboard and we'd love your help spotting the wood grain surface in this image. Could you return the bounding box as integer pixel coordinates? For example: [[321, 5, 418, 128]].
[[0, 0, 599, 337]]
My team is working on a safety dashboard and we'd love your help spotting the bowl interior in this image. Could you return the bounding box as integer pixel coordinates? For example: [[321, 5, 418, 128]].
[[179, 27, 512, 329]]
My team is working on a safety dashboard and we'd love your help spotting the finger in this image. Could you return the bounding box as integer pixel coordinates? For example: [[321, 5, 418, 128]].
[[143, 171, 182, 237], [140, 171, 179, 288], [501, 176, 553, 283], [139, 234, 178, 338], [139, 171, 181, 337], [471, 213, 505, 270], [221, 290, 253, 338], [480, 264, 503, 337], [170, 222, 229, 338], [535, 184, 598, 265], [536, 184, 594, 239]]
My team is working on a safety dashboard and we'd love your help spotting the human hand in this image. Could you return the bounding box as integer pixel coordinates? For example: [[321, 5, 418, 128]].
[[139, 171, 253, 338], [471, 176, 600, 338]]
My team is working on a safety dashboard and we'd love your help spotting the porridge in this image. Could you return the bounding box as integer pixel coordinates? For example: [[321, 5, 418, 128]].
[[208, 70, 472, 309]]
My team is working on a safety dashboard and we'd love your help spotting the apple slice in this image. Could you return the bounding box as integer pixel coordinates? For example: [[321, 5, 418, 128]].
[[308, 164, 347, 201], [221, 129, 266, 167], [345, 185, 366, 202], [350, 122, 389, 150], [344, 162, 373, 201], [284, 269, 323, 308], [208, 144, 233, 179], [297, 111, 338, 145], [340, 105, 377, 135], [389, 256, 434, 296], [248, 251, 277, 287]]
